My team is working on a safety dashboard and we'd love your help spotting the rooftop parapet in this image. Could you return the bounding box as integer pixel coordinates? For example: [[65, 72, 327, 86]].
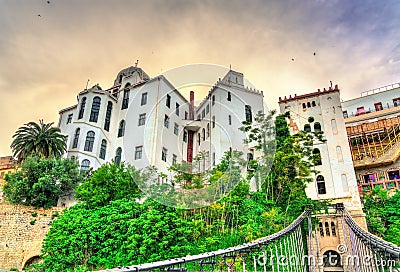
[[279, 85, 339, 103]]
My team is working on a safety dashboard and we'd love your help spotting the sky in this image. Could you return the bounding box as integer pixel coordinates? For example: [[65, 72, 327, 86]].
[[0, 0, 400, 156]]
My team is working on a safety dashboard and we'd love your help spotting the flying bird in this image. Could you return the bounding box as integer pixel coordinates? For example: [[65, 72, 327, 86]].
[[47, 1, 50, 3], [37, 14, 42, 17], [291, 58, 295, 61], [313, 52, 316, 56]]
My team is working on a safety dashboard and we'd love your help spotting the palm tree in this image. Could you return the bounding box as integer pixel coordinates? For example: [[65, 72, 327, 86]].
[[11, 120, 67, 161]]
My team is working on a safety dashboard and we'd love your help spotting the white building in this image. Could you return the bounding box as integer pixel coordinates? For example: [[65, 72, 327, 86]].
[[278, 86, 363, 212], [58, 66, 264, 179]]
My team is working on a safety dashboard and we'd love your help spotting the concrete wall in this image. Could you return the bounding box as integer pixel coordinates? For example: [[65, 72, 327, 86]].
[[0, 204, 64, 270]]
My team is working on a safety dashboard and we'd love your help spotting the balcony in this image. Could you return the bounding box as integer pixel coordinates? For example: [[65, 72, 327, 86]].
[[183, 120, 202, 131], [358, 178, 400, 195]]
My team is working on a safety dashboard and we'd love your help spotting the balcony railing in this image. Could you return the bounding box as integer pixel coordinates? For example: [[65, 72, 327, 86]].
[[358, 178, 400, 193]]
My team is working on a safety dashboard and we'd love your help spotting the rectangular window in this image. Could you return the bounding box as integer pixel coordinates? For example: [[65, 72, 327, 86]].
[[197, 114, 200, 120], [355, 106, 365, 116], [141, 92, 148, 106], [227, 92, 231, 101], [206, 104, 209, 114], [176, 103, 180, 116], [212, 95, 215, 106], [135, 146, 143, 160], [198, 133, 201, 145], [317, 182, 326, 194], [138, 113, 146, 126], [164, 115, 170, 128], [166, 94, 171, 108], [212, 152, 215, 166], [174, 123, 179, 135], [343, 111, 348, 118], [228, 115, 232, 125], [183, 130, 188, 142], [212, 116, 215, 128], [162, 147, 167, 162], [374, 102, 383, 111], [393, 98, 400, 107], [172, 154, 177, 165], [67, 114, 73, 124], [202, 109, 205, 119], [185, 111, 188, 120]]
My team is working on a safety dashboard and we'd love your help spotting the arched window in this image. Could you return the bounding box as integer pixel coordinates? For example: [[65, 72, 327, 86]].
[[206, 123, 210, 138], [245, 105, 252, 122], [336, 146, 343, 162], [115, 147, 122, 165], [99, 139, 107, 160], [121, 86, 130, 109], [331, 222, 336, 236], [341, 174, 349, 192], [212, 95, 215, 105], [302, 103, 306, 109], [307, 102, 311, 108], [72, 128, 80, 148], [212, 116, 215, 128], [325, 222, 330, 236], [312, 101, 316, 107], [317, 175, 326, 194], [314, 122, 321, 132], [78, 97, 86, 119], [84, 131, 95, 152], [247, 153, 254, 161], [118, 120, 125, 137], [319, 222, 324, 237], [104, 101, 112, 131], [331, 119, 338, 135], [323, 251, 341, 268], [80, 159, 90, 172], [198, 132, 201, 145], [202, 128, 205, 141], [304, 124, 311, 132], [313, 148, 322, 165], [89, 96, 101, 122]]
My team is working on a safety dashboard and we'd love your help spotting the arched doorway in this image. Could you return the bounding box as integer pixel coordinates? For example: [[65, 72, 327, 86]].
[[322, 250, 343, 271], [23, 255, 43, 269]]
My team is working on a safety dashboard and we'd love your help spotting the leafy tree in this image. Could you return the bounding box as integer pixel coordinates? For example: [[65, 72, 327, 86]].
[[3, 155, 82, 208], [363, 186, 400, 245], [11, 120, 67, 162], [75, 162, 143, 207], [241, 110, 324, 222]]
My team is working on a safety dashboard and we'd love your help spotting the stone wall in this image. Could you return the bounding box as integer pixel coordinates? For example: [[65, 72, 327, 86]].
[[0, 203, 64, 270]]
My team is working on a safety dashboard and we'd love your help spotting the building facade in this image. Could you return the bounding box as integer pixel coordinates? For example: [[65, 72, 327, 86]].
[[341, 83, 400, 194], [0, 156, 17, 203], [279, 86, 366, 272], [58, 66, 264, 180]]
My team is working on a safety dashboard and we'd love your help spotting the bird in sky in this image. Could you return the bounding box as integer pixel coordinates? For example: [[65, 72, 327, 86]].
[[291, 58, 295, 61]]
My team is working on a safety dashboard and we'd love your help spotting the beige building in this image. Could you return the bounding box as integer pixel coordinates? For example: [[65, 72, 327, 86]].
[[0, 156, 17, 203], [341, 83, 400, 194]]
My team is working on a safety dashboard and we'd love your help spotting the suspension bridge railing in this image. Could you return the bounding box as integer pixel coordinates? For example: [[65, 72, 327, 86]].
[[98, 210, 311, 272], [342, 209, 400, 272]]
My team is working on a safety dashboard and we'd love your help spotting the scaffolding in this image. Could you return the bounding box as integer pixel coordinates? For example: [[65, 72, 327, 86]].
[[347, 116, 400, 161]]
